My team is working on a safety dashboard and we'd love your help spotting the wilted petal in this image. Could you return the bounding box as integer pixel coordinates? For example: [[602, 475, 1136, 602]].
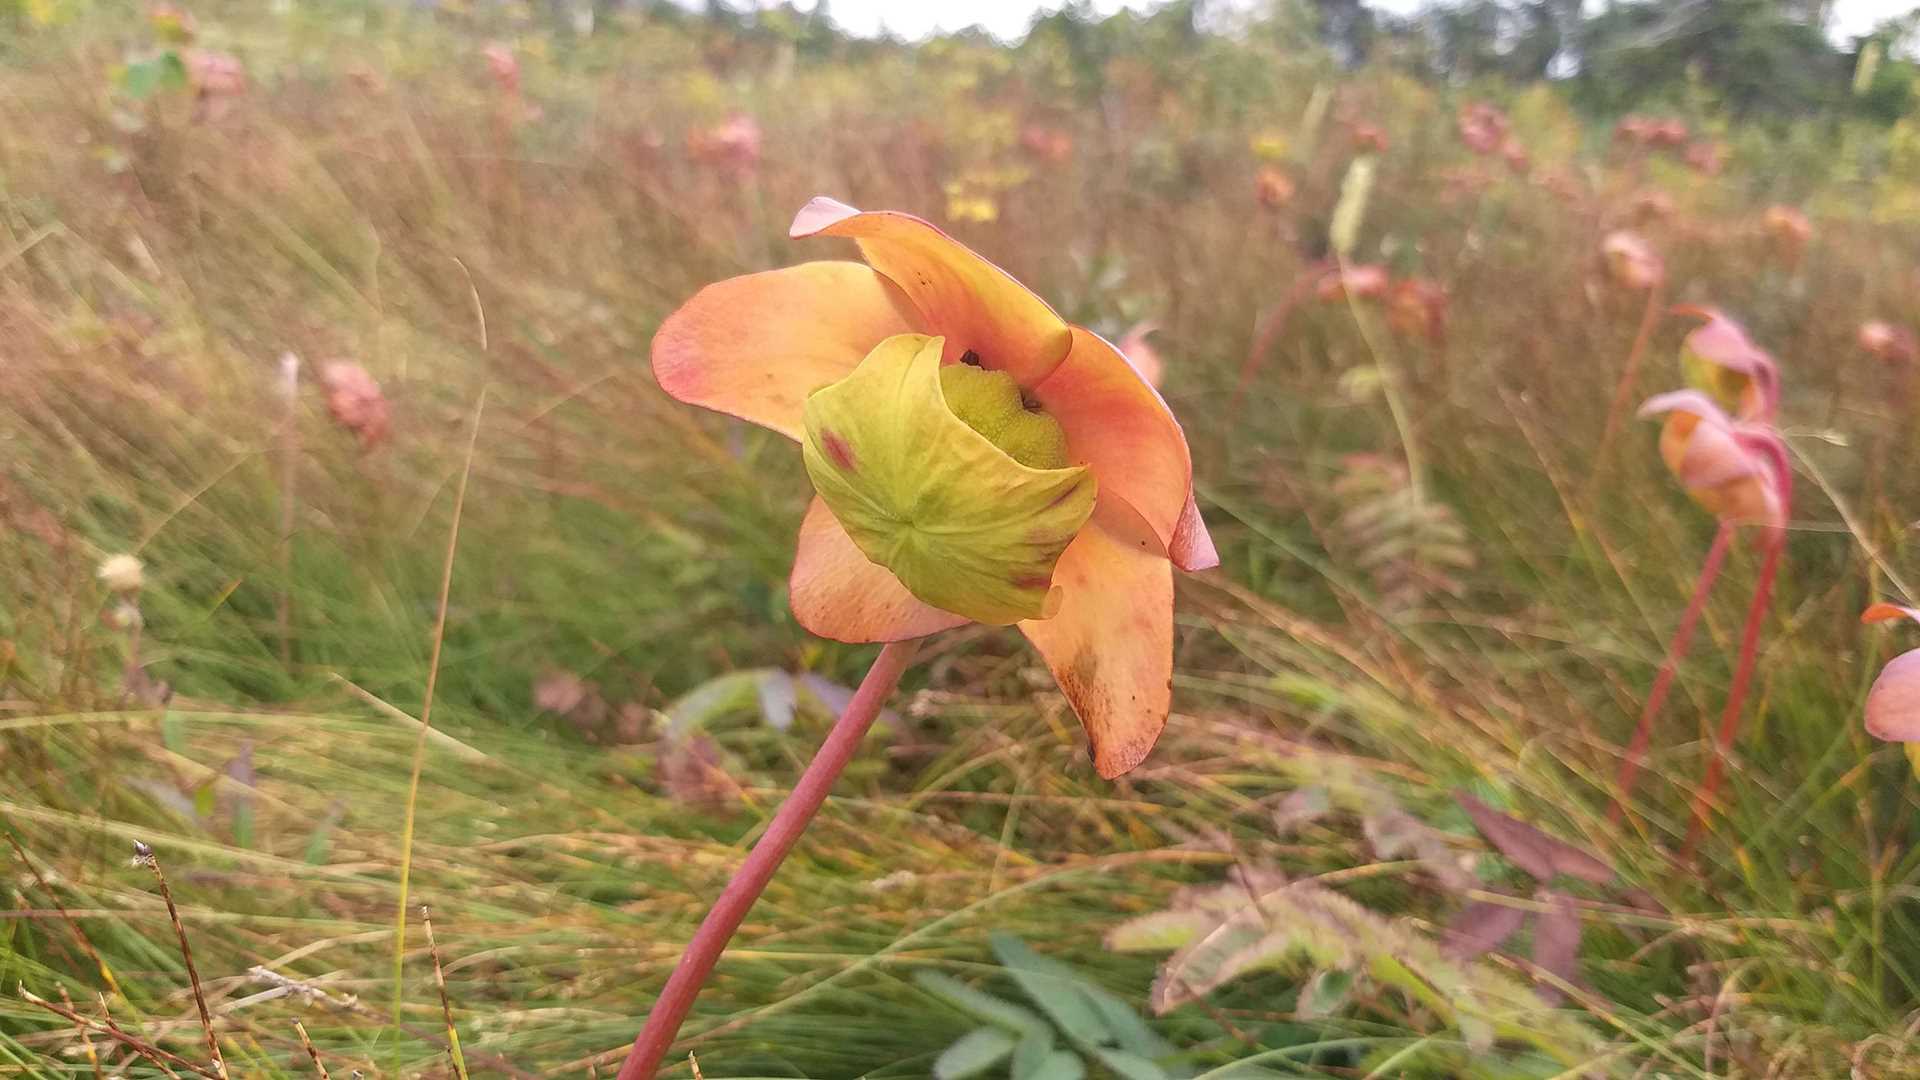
[[788, 497, 970, 643], [652, 261, 919, 440], [1863, 603, 1920, 627], [1019, 502, 1174, 778], [1170, 491, 1220, 572], [1866, 649, 1920, 742], [1033, 327, 1209, 570], [790, 197, 1073, 387]]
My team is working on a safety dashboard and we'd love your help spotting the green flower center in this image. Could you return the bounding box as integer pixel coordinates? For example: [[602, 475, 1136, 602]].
[[937, 358, 1071, 471], [801, 334, 1096, 625]]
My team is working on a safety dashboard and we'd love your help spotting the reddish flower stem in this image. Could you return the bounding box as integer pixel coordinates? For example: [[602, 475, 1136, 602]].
[[616, 638, 921, 1080], [1233, 260, 1329, 417], [1610, 520, 1734, 824], [1594, 282, 1664, 475], [1686, 529, 1784, 855]]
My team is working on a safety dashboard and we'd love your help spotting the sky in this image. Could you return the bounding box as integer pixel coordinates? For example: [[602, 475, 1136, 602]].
[[790, 0, 1915, 44]]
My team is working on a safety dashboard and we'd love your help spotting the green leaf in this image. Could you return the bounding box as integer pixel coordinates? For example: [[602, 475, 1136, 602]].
[[990, 933, 1111, 1045], [934, 1027, 1018, 1080], [302, 813, 336, 865], [120, 51, 186, 99], [192, 781, 216, 820], [1022, 1051, 1087, 1080], [1092, 1048, 1172, 1080], [914, 972, 1050, 1038], [1011, 1028, 1057, 1079], [1296, 969, 1354, 1020], [802, 334, 1096, 625], [1084, 988, 1173, 1058]]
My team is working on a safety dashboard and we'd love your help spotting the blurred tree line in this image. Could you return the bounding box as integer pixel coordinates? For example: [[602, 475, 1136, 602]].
[[671, 0, 1920, 125], [6, 0, 1912, 126]]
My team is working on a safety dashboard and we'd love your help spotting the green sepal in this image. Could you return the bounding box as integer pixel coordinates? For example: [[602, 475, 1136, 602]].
[[802, 334, 1096, 625]]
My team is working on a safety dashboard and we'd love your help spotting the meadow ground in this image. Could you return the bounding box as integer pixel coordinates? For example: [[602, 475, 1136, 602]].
[[4, 4, 1920, 1077]]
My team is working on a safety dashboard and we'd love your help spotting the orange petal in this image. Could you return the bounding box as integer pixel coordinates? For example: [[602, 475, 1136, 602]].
[[1867, 649, 1920, 742], [1019, 502, 1174, 778], [779, 495, 967, 638], [789, 497, 970, 643], [790, 197, 1072, 387], [1034, 326, 1207, 568], [653, 261, 919, 440], [1863, 603, 1920, 626]]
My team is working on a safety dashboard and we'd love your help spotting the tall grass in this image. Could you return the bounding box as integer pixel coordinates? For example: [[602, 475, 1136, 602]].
[[4, 3, 1920, 1076]]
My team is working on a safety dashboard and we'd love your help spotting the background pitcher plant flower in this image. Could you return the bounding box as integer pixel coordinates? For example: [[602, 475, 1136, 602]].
[[628, 196, 1216, 1079], [1612, 387, 1793, 851], [1672, 306, 1781, 423], [1861, 603, 1920, 777]]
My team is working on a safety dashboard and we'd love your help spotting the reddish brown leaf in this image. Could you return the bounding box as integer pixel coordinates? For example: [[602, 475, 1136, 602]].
[[1456, 792, 1614, 884], [1444, 901, 1528, 960], [1530, 889, 1582, 1003], [658, 735, 735, 809]]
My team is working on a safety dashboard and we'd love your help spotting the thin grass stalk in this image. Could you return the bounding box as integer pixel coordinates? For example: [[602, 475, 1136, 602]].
[[1610, 520, 1735, 823], [275, 353, 300, 667], [3, 828, 119, 994], [616, 637, 922, 1080], [422, 906, 469, 1080], [391, 392, 486, 1026], [292, 1021, 329, 1079], [17, 987, 203, 1079], [132, 842, 224, 1078]]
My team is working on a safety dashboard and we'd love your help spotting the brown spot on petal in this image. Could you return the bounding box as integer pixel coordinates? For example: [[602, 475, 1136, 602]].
[[1012, 574, 1052, 591], [822, 429, 857, 472]]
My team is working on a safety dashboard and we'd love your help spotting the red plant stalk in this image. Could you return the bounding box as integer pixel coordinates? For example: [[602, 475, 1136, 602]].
[[616, 638, 922, 1080], [1233, 259, 1330, 417], [1594, 282, 1664, 473], [1685, 527, 1785, 854], [1610, 520, 1734, 824]]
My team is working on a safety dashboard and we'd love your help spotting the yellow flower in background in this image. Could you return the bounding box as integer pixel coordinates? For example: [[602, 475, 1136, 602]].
[[1250, 130, 1289, 162], [943, 184, 1000, 224]]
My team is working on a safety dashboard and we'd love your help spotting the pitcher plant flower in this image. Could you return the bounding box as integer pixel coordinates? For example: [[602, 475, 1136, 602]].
[[1858, 320, 1916, 366], [625, 197, 1216, 1079], [1594, 231, 1668, 463], [1861, 605, 1920, 771], [1254, 166, 1296, 209], [1762, 204, 1812, 266], [1386, 277, 1448, 346], [1611, 390, 1792, 852], [1673, 306, 1779, 422]]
